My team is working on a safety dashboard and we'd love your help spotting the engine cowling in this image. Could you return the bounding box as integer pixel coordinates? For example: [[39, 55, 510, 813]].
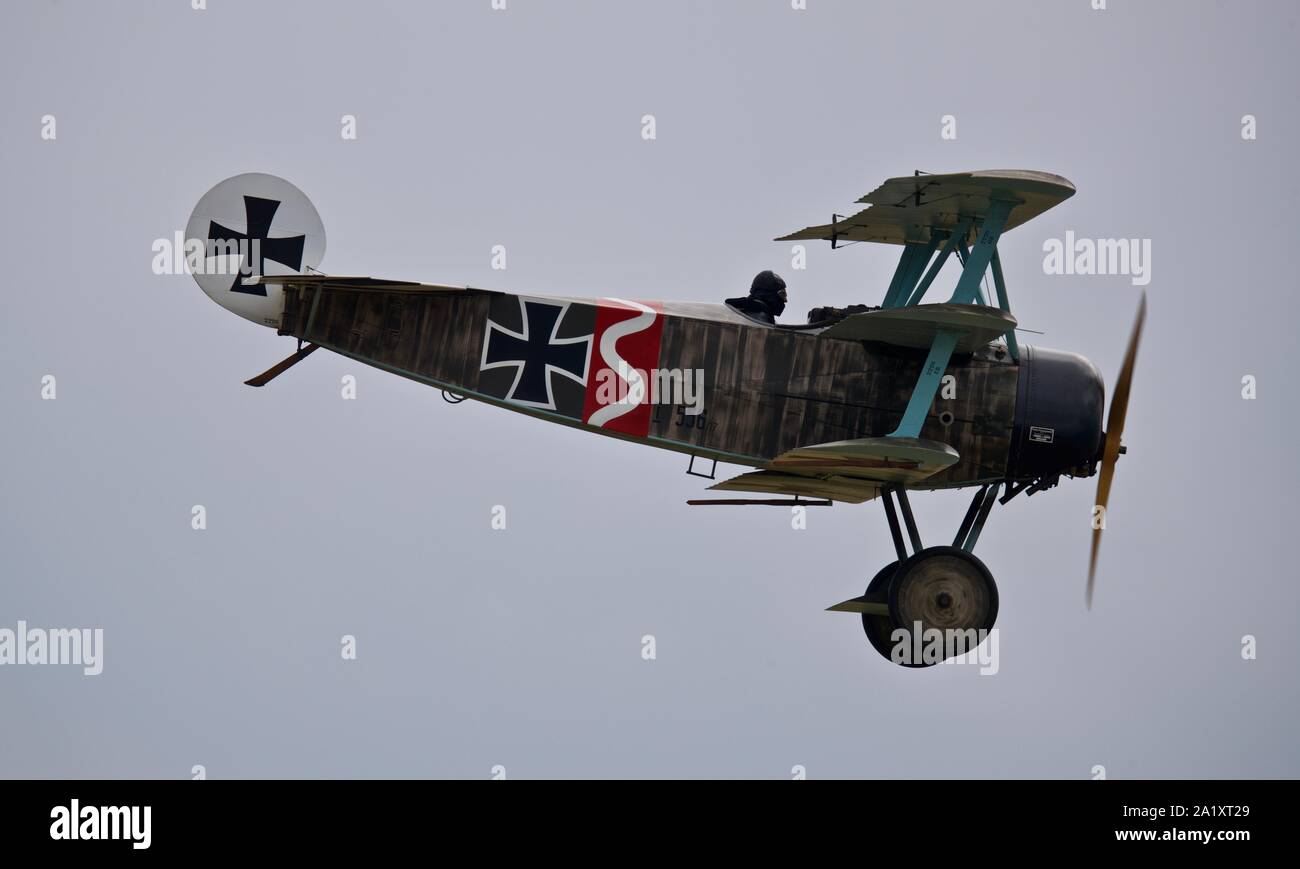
[[1007, 345, 1105, 480]]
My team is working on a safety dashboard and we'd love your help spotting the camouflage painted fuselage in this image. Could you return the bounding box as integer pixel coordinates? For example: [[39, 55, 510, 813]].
[[279, 286, 1033, 490]]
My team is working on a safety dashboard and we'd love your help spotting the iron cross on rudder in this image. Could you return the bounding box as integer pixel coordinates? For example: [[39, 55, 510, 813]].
[[207, 195, 306, 296]]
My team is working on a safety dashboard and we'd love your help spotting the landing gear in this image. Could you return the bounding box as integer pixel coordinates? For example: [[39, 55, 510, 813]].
[[841, 484, 1002, 667], [889, 546, 998, 637], [859, 561, 900, 663]]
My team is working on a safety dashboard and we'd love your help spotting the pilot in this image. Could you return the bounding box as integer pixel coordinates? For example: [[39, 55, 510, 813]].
[[726, 270, 788, 324]]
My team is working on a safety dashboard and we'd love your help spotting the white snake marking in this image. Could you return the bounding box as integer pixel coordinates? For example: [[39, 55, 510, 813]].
[[587, 298, 656, 428]]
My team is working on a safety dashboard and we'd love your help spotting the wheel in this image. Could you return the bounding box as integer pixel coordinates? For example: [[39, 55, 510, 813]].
[[862, 560, 934, 669], [887, 546, 998, 666], [860, 561, 900, 663]]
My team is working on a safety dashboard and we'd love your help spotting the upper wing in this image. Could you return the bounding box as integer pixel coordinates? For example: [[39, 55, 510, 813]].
[[776, 169, 1075, 246]]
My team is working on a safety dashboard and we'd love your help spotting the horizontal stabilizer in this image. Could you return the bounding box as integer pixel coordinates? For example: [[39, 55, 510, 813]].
[[244, 275, 489, 295], [818, 303, 1016, 352]]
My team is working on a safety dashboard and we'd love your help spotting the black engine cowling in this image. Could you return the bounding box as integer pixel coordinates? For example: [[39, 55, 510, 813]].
[[1007, 345, 1105, 480]]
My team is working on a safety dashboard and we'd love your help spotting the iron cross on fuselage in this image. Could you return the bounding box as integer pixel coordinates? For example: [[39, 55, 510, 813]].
[[207, 195, 306, 296], [482, 301, 590, 408]]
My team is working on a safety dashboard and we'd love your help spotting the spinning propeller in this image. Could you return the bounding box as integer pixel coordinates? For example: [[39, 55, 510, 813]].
[[1086, 293, 1146, 609]]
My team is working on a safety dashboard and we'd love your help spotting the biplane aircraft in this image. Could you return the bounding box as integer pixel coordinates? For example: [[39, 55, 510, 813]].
[[185, 170, 1143, 667]]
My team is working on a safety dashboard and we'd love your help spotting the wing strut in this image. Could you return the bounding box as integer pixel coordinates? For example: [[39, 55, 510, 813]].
[[887, 330, 960, 438], [949, 199, 1012, 305], [989, 250, 1019, 360], [886, 200, 1017, 437], [882, 237, 941, 309], [902, 219, 969, 307], [955, 243, 990, 307]]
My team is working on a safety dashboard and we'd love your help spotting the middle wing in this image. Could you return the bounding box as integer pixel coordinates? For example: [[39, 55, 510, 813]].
[[816, 302, 1016, 352]]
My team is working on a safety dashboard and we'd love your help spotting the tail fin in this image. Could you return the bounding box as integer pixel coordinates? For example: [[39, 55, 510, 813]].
[[184, 173, 326, 329]]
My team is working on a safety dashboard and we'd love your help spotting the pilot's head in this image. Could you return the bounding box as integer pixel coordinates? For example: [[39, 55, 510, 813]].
[[750, 270, 788, 317]]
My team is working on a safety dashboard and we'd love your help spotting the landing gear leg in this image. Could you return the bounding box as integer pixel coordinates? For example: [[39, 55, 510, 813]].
[[835, 484, 1002, 667], [953, 483, 1000, 552]]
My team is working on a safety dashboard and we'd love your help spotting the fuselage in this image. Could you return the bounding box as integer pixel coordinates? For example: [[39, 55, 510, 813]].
[[273, 286, 1105, 491]]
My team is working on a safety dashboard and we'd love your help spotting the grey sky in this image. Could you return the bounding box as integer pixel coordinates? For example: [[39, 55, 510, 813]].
[[1, 0, 1297, 778]]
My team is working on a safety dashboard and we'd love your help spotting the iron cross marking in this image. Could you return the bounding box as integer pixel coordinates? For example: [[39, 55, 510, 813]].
[[483, 301, 590, 407], [208, 196, 306, 296]]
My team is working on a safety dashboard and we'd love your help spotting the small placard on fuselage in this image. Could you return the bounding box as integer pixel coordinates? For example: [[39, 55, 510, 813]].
[[1029, 426, 1056, 444]]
